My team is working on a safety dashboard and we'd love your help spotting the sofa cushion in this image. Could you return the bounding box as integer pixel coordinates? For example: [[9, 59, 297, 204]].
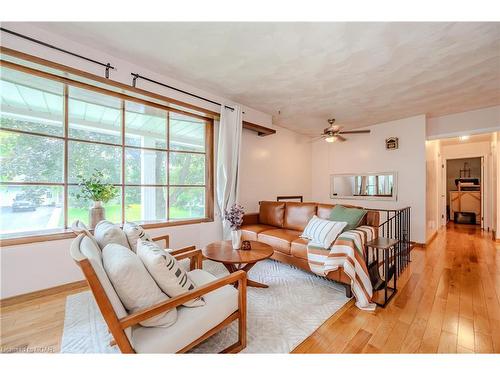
[[284, 202, 317, 231], [258, 228, 301, 254], [102, 243, 177, 328], [259, 201, 285, 228], [290, 238, 308, 260], [241, 224, 276, 241], [317, 203, 335, 220], [131, 269, 238, 353]]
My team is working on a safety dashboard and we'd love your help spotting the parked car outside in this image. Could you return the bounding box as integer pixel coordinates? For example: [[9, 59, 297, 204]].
[[12, 200, 37, 212]]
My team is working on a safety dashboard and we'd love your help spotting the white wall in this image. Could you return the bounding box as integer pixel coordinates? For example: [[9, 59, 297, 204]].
[[311, 115, 427, 244], [489, 132, 500, 238], [0, 25, 313, 299], [491, 132, 500, 238], [427, 106, 500, 140], [425, 139, 441, 242], [239, 127, 312, 212]]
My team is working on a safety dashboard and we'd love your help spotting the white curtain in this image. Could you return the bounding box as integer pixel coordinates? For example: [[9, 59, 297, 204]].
[[216, 104, 243, 239]]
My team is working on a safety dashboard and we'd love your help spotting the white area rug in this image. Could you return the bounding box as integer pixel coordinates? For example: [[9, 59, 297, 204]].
[[61, 259, 350, 353]]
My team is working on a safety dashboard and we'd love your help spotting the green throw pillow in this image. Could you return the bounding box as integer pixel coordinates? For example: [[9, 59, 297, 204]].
[[329, 205, 367, 231]]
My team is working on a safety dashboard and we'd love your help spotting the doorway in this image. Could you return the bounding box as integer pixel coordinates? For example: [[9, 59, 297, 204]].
[[444, 157, 483, 226]]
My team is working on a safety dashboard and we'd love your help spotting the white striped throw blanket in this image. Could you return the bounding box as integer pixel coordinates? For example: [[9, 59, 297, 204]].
[[307, 225, 377, 311]]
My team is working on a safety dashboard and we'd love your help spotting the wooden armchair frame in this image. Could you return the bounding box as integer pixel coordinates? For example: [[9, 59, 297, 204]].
[[72, 234, 247, 354]]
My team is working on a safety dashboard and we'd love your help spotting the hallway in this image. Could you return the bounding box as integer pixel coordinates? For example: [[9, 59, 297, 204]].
[[295, 222, 500, 353]]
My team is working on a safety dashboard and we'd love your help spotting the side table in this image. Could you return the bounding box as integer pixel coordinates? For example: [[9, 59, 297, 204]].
[[365, 237, 399, 307]]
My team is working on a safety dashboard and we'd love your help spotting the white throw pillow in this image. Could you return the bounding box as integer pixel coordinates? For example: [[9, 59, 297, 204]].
[[70, 220, 101, 249], [137, 240, 205, 308], [301, 215, 347, 249], [102, 243, 177, 327], [123, 221, 154, 252], [94, 220, 130, 250]]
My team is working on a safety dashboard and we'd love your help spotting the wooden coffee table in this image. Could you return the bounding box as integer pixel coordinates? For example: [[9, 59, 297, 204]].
[[202, 240, 274, 288]]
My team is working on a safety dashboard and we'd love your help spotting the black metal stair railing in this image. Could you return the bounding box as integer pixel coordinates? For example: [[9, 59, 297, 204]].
[[367, 207, 412, 276]]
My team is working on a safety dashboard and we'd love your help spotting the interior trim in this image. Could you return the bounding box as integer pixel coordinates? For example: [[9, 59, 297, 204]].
[[0, 218, 213, 247], [0, 46, 276, 136], [0, 280, 88, 308]]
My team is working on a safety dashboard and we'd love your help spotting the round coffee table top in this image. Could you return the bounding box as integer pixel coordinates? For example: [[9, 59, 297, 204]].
[[202, 240, 274, 264]]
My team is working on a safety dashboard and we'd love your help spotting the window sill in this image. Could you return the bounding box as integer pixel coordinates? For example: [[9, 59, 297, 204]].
[[0, 218, 214, 247]]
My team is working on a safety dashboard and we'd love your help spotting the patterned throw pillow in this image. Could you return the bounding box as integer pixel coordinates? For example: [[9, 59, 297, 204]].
[[301, 215, 347, 249], [137, 240, 205, 308], [123, 221, 154, 252]]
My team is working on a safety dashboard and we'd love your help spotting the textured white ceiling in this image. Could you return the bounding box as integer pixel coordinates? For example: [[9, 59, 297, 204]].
[[30, 22, 500, 135]]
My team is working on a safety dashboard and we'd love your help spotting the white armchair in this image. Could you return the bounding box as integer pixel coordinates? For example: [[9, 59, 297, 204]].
[[70, 233, 247, 353]]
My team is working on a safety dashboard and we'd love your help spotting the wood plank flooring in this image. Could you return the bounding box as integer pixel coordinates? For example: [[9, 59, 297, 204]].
[[1, 222, 499, 353], [294, 222, 500, 353]]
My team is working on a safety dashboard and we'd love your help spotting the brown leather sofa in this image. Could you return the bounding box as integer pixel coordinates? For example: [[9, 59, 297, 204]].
[[241, 201, 379, 297]]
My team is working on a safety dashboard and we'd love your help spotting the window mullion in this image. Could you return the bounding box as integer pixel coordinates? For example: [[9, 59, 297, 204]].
[[63, 84, 69, 229], [121, 100, 126, 225], [166, 111, 170, 222]]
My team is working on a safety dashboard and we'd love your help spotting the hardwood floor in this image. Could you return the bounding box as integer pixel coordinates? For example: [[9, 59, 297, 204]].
[[294, 222, 500, 353], [1, 222, 499, 354]]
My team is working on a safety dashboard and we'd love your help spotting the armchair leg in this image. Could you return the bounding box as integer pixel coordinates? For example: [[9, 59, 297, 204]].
[[238, 275, 247, 349], [220, 275, 247, 353]]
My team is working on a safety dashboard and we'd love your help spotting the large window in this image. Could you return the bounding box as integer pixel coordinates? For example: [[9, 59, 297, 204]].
[[0, 67, 213, 239]]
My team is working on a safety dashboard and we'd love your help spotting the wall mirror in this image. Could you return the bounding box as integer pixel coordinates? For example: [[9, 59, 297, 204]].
[[330, 172, 397, 201]]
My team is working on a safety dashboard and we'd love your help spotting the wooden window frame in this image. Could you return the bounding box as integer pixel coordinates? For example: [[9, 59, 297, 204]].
[[0, 62, 215, 247]]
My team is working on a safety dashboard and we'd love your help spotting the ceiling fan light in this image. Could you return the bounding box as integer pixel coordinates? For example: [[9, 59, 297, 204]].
[[325, 136, 336, 143]]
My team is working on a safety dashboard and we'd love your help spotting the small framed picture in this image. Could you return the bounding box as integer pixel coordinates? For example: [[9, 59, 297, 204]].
[[386, 137, 399, 150]]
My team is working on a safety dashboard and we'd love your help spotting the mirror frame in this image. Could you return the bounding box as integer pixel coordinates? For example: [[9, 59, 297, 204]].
[[330, 172, 398, 201]]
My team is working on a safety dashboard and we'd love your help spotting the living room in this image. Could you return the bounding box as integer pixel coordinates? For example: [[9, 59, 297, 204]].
[[1, 1, 499, 373]]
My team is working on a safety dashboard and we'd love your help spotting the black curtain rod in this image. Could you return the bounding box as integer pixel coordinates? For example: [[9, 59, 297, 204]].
[[0, 27, 240, 113], [0, 27, 116, 77], [131, 73, 236, 112]]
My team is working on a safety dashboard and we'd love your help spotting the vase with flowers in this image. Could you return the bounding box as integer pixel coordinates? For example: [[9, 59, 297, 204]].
[[224, 204, 245, 249], [74, 170, 119, 229]]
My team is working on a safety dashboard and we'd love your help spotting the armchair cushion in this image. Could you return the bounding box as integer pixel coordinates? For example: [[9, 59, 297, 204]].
[[102, 243, 177, 328], [131, 269, 238, 353], [123, 221, 154, 252], [94, 220, 130, 250], [137, 240, 205, 308], [76, 235, 132, 340]]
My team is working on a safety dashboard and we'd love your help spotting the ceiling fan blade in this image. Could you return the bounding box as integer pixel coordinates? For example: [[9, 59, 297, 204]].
[[309, 135, 327, 143], [338, 130, 371, 134], [336, 135, 347, 142]]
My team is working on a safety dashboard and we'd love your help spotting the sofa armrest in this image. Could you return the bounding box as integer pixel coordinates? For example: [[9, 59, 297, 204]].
[[119, 270, 247, 329], [366, 211, 380, 227], [242, 213, 259, 226]]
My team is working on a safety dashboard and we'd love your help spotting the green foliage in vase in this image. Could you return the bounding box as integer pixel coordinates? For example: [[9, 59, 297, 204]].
[[74, 170, 119, 204]]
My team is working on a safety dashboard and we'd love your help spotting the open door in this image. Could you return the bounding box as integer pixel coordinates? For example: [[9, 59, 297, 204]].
[[481, 156, 485, 229]]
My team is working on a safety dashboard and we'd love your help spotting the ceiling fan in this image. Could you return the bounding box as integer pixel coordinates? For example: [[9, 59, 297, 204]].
[[315, 119, 371, 143]]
